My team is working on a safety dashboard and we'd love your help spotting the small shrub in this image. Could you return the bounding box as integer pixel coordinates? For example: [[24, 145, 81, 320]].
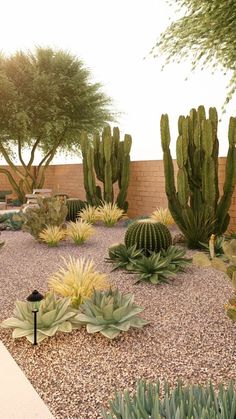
[[97, 202, 125, 227], [39, 226, 66, 247], [75, 288, 148, 339], [151, 207, 174, 226], [0, 291, 81, 344], [67, 220, 95, 245], [78, 205, 100, 224], [49, 256, 109, 308]]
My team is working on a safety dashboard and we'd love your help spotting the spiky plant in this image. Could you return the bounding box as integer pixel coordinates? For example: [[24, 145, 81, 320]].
[[0, 292, 81, 344], [132, 252, 176, 284], [66, 220, 95, 245], [106, 244, 143, 271], [161, 245, 192, 271], [75, 288, 148, 339], [48, 256, 109, 308], [78, 205, 100, 224], [101, 379, 236, 418], [39, 225, 66, 247], [199, 235, 225, 259], [151, 207, 174, 226], [97, 202, 125, 227]]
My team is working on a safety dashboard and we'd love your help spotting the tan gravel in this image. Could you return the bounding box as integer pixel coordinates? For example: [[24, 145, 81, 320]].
[[0, 225, 235, 418]]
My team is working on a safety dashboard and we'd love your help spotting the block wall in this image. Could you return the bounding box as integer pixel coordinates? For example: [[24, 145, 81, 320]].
[[0, 158, 236, 230]]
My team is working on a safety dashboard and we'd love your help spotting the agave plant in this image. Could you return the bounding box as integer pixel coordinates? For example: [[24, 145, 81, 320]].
[[75, 288, 148, 339], [151, 207, 174, 226], [199, 234, 226, 259], [39, 225, 66, 246], [132, 252, 176, 284], [66, 220, 95, 245], [102, 379, 236, 418], [160, 245, 192, 272], [0, 292, 81, 344], [49, 256, 109, 308], [107, 244, 143, 271], [97, 202, 125, 227], [78, 205, 100, 224]]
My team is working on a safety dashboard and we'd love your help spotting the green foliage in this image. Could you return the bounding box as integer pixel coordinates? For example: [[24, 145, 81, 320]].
[[22, 197, 67, 239], [199, 235, 225, 258], [102, 379, 236, 418], [106, 244, 143, 271], [161, 245, 192, 271], [124, 219, 172, 256], [75, 288, 148, 339], [132, 252, 177, 284], [0, 291, 81, 344], [66, 199, 87, 222], [161, 106, 236, 248], [0, 211, 24, 230], [0, 47, 113, 201], [81, 126, 132, 210], [152, 0, 236, 108]]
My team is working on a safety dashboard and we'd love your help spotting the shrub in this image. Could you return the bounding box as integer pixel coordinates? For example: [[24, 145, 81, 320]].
[[151, 207, 174, 226], [101, 379, 236, 418], [66, 220, 95, 245], [106, 243, 143, 271], [48, 256, 109, 308], [125, 219, 172, 256], [39, 226, 66, 247], [75, 288, 148, 339], [78, 205, 100, 224], [0, 292, 81, 344], [66, 199, 87, 222], [22, 197, 67, 239], [97, 202, 125, 227]]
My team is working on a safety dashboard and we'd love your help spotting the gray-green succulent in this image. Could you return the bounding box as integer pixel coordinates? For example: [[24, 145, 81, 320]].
[[102, 379, 236, 419], [161, 245, 192, 271], [75, 288, 148, 339], [0, 291, 81, 344], [132, 252, 177, 284], [107, 243, 143, 271]]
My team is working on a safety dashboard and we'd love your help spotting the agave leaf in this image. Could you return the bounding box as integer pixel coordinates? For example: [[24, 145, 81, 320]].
[[75, 313, 98, 324], [26, 331, 47, 343], [14, 301, 32, 321], [121, 307, 144, 322], [103, 303, 114, 320], [54, 311, 76, 324], [86, 323, 105, 333], [39, 325, 59, 336], [58, 321, 73, 333], [150, 274, 160, 284], [100, 327, 121, 339], [1, 318, 31, 329], [130, 317, 149, 328], [54, 298, 71, 318], [112, 320, 131, 331], [40, 310, 57, 327], [12, 328, 33, 338], [113, 306, 128, 322]]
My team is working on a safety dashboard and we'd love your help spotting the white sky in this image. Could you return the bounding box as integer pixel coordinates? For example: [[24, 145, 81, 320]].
[[0, 0, 235, 163]]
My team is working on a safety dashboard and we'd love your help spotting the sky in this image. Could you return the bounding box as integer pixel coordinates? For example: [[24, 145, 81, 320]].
[[0, 0, 235, 163]]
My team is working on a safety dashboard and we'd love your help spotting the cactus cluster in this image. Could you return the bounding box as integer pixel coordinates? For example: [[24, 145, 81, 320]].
[[81, 126, 132, 210], [161, 106, 236, 248], [124, 219, 172, 256], [66, 198, 86, 222]]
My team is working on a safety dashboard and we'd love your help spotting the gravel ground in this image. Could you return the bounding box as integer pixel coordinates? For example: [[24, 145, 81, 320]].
[[0, 225, 235, 418]]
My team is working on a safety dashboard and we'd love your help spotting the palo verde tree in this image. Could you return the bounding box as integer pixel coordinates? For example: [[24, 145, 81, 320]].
[[152, 0, 236, 106], [0, 48, 113, 202]]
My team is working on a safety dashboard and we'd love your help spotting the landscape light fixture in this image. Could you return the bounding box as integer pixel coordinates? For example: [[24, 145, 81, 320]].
[[26, 290, 44, 345]]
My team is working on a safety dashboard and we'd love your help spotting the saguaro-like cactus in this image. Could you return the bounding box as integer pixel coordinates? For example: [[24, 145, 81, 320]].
[[161, 106, 236, 248], [81, 126, 132, 210]]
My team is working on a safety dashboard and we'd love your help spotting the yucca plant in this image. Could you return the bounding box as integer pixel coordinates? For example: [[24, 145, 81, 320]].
[[106, 244, 143, 271], [161, 245, 192, 272], [78, 205, 100, 224], [151, 207, 175, 226], [102, 379, 236, 418], [49, 256, 109, 308], [39, 225, 66, 246], [97, 202, 125, 227], [132, 252, 176, 284], [66, 220, 95, 245], [0, 292, 81, 344], [75, 288, 148, 339]]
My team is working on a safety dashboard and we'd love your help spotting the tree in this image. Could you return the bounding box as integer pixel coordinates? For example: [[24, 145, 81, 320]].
[[152, 0, 236, 106], [0, 48, 114, 201]]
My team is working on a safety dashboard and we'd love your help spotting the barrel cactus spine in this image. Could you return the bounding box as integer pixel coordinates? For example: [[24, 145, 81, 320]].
[[124, 219, 172, 256], [66, 199, 86, 222]]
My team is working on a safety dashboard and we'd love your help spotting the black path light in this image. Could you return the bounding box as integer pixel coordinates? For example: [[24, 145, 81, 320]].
[[26, 290, 44, 345]]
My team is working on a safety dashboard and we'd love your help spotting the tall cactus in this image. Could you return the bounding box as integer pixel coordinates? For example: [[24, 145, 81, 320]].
[[161, 106, 236, 248], [81, 126, 132, 210]]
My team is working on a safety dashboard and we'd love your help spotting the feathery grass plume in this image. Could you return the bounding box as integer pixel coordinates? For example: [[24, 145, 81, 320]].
[[67, 220, 95, 245], [49, 256, 109, 308], [39, 225, 66, 246], [78, 205, 100, 224], [97, 202, 125, 227], [151, 207, 174, 226]]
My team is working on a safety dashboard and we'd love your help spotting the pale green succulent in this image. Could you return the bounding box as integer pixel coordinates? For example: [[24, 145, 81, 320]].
[[75, 288, 148, 339], [0, 291, 81, 344]]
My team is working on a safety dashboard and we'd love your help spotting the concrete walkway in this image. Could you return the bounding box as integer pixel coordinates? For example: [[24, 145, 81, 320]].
[[0, 342, 54, 419]]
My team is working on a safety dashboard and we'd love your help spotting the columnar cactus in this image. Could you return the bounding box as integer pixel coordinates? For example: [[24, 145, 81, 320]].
[[124, 219, 172, 255], [161, 106, 236, 248], [81, 126, 132, 210]]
